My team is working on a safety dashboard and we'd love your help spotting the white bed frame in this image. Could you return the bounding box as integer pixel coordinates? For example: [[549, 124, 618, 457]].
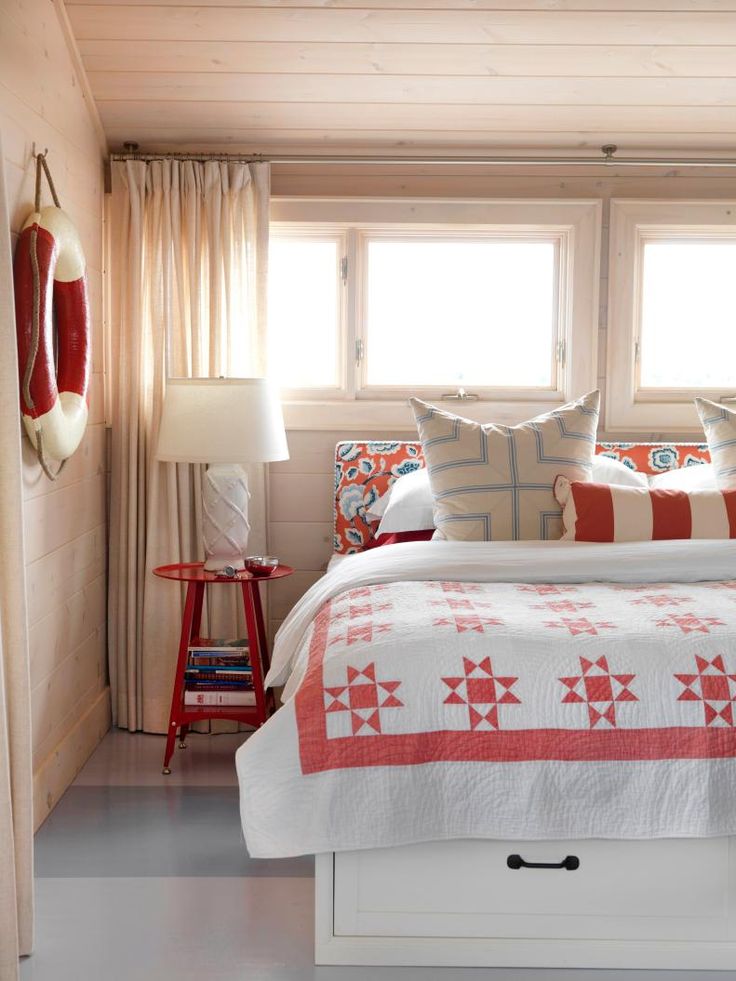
[[315, 837, 736, 970], [320, 442, 736, 969]]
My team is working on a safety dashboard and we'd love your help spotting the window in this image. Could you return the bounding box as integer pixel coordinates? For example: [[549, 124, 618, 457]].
[[639, 240, 736, 390], [268, 232, 344, 392], [608, 201, 736, 431], [269, 199, 601, 427], [363, 236, 558, 391]]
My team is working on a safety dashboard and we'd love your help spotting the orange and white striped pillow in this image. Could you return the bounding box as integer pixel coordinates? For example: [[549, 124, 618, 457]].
[[554, 476, 736, 542]]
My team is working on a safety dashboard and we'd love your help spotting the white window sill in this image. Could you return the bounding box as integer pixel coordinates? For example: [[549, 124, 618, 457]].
[[282, 398, 577, 431], [604, 396, 716, 434]]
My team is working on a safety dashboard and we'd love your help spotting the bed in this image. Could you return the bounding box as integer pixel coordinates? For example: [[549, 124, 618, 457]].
[[237, 440, 736, 970]]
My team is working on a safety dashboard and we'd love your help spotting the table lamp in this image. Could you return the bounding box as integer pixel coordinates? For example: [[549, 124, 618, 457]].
[[156, 378, 289, 571]]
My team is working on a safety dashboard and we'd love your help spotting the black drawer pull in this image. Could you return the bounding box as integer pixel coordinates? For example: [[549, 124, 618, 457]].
[[507, 854, 580, 871]]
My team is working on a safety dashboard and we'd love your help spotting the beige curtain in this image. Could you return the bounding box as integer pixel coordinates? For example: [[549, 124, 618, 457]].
[[108, 159, 270, 733], [0, 136, 34, 977]]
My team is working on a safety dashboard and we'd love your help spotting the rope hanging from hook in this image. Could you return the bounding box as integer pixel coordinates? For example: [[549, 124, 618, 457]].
[[34, 149, 61, 211]]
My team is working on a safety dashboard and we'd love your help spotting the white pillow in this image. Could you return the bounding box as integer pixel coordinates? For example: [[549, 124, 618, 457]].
[[696, 398, 736, 490], [649, 463, 717, 491], [375, 467, 434, 535], [592, 455, 648, 488], [410, 392, 600, 542], [371, 453, 646, 535], [365, 490, 391, 521]]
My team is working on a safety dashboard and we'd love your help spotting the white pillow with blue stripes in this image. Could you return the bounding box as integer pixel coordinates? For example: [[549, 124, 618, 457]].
[[696, 398, 736, 490], [409, 391, 600, 542]]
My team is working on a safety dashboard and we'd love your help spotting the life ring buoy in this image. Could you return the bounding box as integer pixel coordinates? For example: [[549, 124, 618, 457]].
[[14, 205, 90, 468]]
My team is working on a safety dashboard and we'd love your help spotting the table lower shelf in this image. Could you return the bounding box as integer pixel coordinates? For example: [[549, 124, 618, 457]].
[[175, 706, 265, 725]]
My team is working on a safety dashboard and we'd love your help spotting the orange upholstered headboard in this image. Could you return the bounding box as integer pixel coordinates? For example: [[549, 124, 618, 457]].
[[333, 440, 710, 555]]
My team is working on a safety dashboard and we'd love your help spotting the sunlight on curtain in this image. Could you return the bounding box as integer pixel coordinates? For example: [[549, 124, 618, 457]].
[[108, 159, 270, 733]]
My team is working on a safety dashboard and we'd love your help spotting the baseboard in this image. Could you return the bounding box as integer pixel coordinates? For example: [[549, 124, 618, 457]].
[[33, 685, 111, 831]]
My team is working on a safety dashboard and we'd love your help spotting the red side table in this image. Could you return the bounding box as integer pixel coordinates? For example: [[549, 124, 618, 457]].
[[153, 561, 294, 774]]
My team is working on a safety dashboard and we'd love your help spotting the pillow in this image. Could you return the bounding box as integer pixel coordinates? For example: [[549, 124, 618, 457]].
[[370, 453, 642, 534], [649, 462, 717, 491], [554, 475, 736, 542], [365, 493, 390, 522], [371, 466, 434, 533], [592, 455, 648, 488], [409, 391, 600, 542], [695, 398, 736, 490]]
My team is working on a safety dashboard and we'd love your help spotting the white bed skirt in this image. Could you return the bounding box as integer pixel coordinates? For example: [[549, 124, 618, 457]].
[[316, 837, 736, 970]]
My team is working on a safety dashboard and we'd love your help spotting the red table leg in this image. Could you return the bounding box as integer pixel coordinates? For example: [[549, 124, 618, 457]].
[[253, 582, 270, 672], [162, 581, 201, 774], [178, 723, 190, 749], [191, 581, 205, 639], [251, 583, 275, 713], [241, 581, 269, 726], [178, 583, 204, 749]]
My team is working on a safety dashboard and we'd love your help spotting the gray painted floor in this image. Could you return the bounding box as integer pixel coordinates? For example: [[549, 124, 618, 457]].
[[34, 786, 313, 878], [21, 730, 736, 981]]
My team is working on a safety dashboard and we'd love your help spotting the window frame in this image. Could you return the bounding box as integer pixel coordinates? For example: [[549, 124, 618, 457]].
[[607, 199, 736, 433], [268, 222, 349, 401], [355, 226, 564, 401], [269, 198, 601, 430]]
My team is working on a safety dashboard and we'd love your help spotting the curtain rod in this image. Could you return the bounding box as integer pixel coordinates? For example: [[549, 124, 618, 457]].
[[108, 144, 736, 170]]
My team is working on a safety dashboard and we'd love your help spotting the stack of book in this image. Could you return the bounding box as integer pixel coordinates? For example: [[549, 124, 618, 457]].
[[184, 638, 256, 707]]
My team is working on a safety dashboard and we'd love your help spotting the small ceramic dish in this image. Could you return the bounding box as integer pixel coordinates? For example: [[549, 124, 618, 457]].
[[244, 555, 279, 577]]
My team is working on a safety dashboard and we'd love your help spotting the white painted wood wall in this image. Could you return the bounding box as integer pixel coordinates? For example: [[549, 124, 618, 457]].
[[266, 162, 736, 639], [1, 0, 109, 829]]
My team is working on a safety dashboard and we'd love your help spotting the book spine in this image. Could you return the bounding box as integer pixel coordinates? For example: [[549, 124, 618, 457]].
[[185, 674, 252, 683], [185, 680, 254, 690], [184, 690, 256, 707], [188, 638, 249, 652], [188, 655, 251, 666], [184, 668, 253, 681], [188, 649, 249, 658]]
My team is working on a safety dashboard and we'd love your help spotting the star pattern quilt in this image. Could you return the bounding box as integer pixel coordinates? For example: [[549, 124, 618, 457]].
[[296, 579, 736, 773], [238, 540, 736, 858]]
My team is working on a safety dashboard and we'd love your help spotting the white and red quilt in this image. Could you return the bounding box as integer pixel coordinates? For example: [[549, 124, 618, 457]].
[[237, 540, 736, 857]]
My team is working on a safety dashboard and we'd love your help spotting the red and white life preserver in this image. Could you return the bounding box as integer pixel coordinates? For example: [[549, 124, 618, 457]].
[[14, 206, 90, 463]]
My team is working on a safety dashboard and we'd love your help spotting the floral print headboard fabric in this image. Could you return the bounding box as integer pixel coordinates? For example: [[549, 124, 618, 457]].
[[334, 441, 425, 553], [596, 442, 709, 475], [333, 440, 711, 555]]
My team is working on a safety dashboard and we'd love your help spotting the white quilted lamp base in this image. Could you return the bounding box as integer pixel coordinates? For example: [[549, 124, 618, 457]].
[[202, 464, 251, 571]]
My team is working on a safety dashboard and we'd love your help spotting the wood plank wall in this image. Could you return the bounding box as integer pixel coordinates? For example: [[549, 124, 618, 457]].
[[1, 0, 109, 829], [266, 162, 736, 639]]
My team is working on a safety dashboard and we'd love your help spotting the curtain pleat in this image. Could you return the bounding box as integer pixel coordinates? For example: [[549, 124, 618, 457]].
[[0, 135, 34, 979], [108, 158, 270, 734]]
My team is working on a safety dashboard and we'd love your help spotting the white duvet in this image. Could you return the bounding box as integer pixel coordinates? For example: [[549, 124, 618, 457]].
[[238, 540, 736, 858]]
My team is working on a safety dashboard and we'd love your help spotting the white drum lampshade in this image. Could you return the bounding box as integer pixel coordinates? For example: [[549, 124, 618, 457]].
[[157, 378, 289, 571]]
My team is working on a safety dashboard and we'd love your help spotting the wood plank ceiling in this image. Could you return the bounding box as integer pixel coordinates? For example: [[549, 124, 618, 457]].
[[64, 0, 736, 154]]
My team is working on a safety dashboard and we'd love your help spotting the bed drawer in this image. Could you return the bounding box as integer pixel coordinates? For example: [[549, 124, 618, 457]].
[[333, 837, 736, 943]]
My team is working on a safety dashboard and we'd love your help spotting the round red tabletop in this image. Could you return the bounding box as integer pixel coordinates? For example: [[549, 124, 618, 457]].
[[153, 561, 294, 583]]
